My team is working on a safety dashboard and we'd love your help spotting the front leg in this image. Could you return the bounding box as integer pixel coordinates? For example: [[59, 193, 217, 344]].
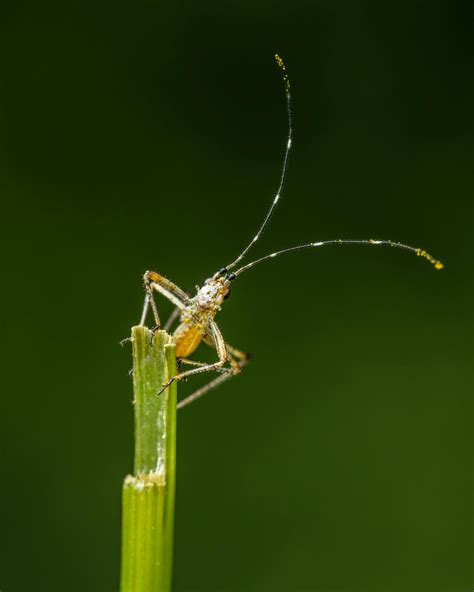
[[140, 271, 189, 328], [158, 319, 228, 395]]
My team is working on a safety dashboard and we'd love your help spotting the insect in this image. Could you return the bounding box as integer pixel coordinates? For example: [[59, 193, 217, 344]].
[[140, 54, 443, 410]]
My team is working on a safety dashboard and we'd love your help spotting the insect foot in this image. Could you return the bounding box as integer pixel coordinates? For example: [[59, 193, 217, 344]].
[[149, 324, 160, 346], [157, 378, 175, 397]]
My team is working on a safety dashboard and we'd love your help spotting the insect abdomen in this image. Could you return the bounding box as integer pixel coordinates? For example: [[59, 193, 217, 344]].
[[173, 324, 203, 358]]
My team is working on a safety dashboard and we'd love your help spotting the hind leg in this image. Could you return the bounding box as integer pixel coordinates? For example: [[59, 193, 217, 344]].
[[176, 342, 251, 409]]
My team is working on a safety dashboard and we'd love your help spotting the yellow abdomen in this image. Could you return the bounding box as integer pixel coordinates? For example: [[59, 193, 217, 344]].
[[173, 324, 203, 358]]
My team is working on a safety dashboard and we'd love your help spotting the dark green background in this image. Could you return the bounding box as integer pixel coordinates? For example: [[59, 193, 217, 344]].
[[0, 1, 472, 591]]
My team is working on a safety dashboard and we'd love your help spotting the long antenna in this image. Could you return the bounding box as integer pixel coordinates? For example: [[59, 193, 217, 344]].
[[234, 239, 444, 276], [226, 54, 293, 271]]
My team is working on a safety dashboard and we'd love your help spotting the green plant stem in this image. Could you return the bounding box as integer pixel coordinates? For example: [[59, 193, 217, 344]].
[[120, 326, 177, 592]]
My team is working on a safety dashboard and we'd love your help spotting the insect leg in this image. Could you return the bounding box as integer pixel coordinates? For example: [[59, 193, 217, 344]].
[[225, 343, 251, 364], [139, 293, 152, 326], [177, 348, 250, 409], [203, 335, 251, 368], [177, 373, 235, 409], [141, 271, 188, 327], [179, 359, 210, 368], [144, 271, 191, 304], [179, 358, 230, 373], [158, 319, 228, 395], [141, 281, 161, 328]]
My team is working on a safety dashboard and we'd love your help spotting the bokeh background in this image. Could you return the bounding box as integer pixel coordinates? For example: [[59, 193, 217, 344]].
[[0, 1, 472, 591]]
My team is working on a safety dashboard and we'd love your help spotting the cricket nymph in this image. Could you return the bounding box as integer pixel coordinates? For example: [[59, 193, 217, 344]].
[[141, 267, 247, 407], [139, 54, 442, 410]]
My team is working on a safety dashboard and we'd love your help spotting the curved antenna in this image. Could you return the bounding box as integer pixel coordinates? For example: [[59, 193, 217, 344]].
[[234, 239, 444, 276], [226, 54, 293, 271]]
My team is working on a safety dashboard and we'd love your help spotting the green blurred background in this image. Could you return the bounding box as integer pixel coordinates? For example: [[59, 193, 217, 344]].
[[0, 1, 472, 590]]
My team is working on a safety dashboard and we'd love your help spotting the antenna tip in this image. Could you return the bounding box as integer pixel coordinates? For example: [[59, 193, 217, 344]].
[[274, 53, 291, 91], [416, 248, 444, 270]]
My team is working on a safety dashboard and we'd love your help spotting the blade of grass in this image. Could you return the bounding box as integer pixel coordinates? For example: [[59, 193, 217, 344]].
[[120, 326, 177, 592]]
